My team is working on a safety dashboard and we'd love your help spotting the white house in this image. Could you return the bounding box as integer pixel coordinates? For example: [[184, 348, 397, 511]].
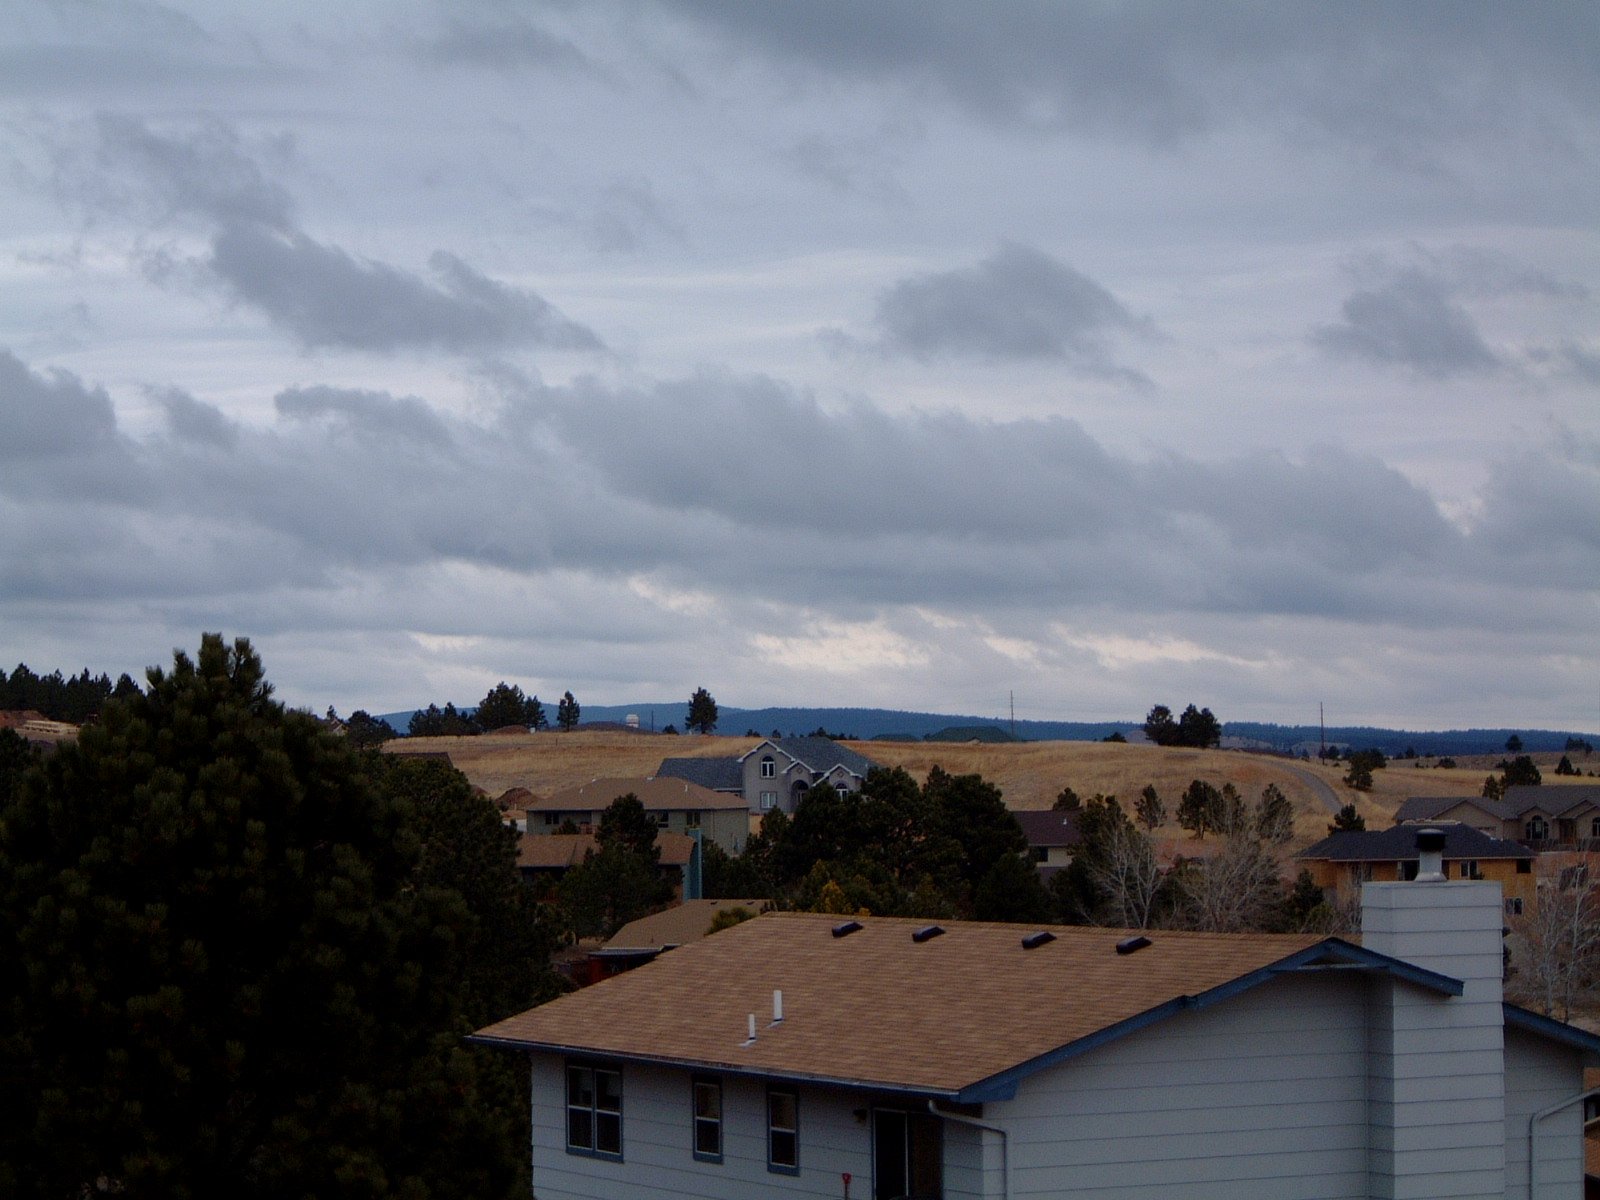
[[473, 875, 1600, 1199]]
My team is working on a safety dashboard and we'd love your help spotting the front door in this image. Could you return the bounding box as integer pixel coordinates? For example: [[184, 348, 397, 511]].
[[873, 1109, 942, 1199]]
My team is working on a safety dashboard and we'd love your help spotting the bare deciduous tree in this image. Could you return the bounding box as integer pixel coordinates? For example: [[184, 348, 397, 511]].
[[1085, 818, 1163, 930], [1512, 858, 1600, 1022]]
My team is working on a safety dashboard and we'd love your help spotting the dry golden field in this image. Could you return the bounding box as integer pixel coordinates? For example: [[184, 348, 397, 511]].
[[379, 731, 1579, 853]]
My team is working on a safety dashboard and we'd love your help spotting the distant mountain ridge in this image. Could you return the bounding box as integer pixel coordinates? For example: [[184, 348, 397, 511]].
[[375, 703, 1596, 756]]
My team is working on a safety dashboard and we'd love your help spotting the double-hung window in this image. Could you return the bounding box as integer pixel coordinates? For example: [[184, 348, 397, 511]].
[[567, 1064, 622, 1159], [760, 756, 776, 778], [692, 1076, 722, 1161], [768, 1086, 799, 1174]]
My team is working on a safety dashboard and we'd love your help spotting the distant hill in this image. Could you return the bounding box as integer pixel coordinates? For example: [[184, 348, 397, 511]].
[[376, 703, 1597, 756]]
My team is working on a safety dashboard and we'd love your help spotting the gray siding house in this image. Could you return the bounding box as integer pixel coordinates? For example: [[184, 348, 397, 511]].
[[525, 776, 752, 856], [474, 878, 1599, 1199], [659, 736, 877, 816]]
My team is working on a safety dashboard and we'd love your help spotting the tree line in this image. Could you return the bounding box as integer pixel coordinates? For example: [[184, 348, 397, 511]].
[[0, 662, 143, 724]]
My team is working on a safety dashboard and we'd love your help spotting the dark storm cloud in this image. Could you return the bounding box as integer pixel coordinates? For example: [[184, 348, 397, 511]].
[[2, 351, 1595, 641], [663, 1, 1600, 161], [275, 385, 453, 446], [206, 225, 604, 354], [153, 385, 238, 448], [847, 244, 1156, 379], [1312, 268, 1499, 378]]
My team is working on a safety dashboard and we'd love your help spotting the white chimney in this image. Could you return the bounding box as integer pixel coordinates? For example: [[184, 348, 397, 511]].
[[772, 989, 784, 1024], [1361, 879, 1505, 1198]]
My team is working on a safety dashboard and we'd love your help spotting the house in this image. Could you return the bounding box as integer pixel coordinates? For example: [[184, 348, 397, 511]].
[[473, 869, 1600, 1199], [1013, 809, 1082, 870], [658, 736, 878, 816], [1397, 786, 1600, 847], [582, 898, 770, 983], [515, 831, 700, 901], [526, 777, 752, 855], [1298, 824, 1537, 914]]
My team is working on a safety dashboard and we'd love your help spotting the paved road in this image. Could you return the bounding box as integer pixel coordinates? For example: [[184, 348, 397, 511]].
[[1280, 762, 1343, 816]]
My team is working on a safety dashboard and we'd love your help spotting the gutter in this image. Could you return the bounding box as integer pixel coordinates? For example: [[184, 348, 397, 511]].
[[929, 1100, 1008, 1200], [1527, 1086, 1600, 1199]]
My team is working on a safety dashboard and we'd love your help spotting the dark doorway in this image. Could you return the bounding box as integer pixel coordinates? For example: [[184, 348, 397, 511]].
[[873, 1109, 942, 1199]]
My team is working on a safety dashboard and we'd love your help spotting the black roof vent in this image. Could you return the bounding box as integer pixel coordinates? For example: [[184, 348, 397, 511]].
[[1414, 827, 1447, 853], [831, 920, 863, 938], [1020, 931, 1056, 950], [1116, 935, 1152, 956], [912, 925, 945, 943]]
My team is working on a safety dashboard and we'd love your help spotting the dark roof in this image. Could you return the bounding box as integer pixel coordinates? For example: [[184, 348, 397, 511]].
[[1504, 784, 1600, 818], [1394, 794, 1514, 824], [656, 756, 744, 792], [1298, 825, 1533, 862], [1014, 809, 1082, 849], [741, 736, 876, 778]]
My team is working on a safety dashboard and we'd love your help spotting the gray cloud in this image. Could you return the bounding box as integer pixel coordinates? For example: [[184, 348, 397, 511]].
[[206, 224, 604, 354], [153, 385, 238, 448], [1312, 268, 1499, 378], [423, 14, 596, 75], [846, 243, 1156, 379], [0, 348, 118, 457], [275, 385, 453, 447]]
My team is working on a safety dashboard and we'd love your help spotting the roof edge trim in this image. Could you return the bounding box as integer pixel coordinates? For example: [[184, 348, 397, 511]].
[[1504, 1002, 1600, 1055]]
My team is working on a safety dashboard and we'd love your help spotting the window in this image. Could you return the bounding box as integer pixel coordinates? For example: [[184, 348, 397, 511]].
[[1506, 897, 1524, 916], [1527, 816, 1549, 840], [544, 812, 562, 827], [654, 811, 670, 827], [685, 810, 701, 829], [1517, 859, 1532, 874], [1591, 816, 1600, 840], [760, 791, 778, 810], [768, 1087, 799, 1173], [567, 1064, 622, 1159], [760, 756, 776, 778], [692, 1077, 722, 1161], [1458, 860, 1479, 879]]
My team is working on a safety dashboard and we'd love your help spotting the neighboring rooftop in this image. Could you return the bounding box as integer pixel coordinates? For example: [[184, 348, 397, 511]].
[[1396, 787, 1600, 825], [1298, 825, 1533, 862], [655, 756, 744, 792], [515, 831, 697, 870], [1014, 809, 1082, 848], [530, 776, 749, 812], [601, 899, 769, 953], [473, 912, 1452, 1100], [740, 735, 877, 777]]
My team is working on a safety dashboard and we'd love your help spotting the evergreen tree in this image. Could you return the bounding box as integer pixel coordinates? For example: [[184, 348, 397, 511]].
[[1327, 803, 1366, 833], [1177, 779, 1222, 839], [1256, 783, 1294, 844], [475, 682, 534, 732], [556, 690, 580, 731], [344, 709, 397, 747], [685, 687, 719, 735], [1134, 784, 1165, 831], [0, 634, 526, 1199]]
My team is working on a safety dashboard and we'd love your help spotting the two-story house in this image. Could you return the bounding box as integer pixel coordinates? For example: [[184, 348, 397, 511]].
[[525, 776, 752, 855], [658, 736, 878, 817]]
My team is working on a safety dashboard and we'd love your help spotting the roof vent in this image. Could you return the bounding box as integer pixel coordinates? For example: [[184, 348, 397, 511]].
[[1116, 935, 1152, 956], [1021, 931, 1056, 950], [912, 925, 945, 943], [832, 920, 863, 938]]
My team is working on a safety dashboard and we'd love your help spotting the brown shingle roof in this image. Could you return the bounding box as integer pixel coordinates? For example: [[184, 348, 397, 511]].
[[516, 831, 697, 870], [531, 776, 749, 812], [602, 899, 770, 952], [475, 912, 1336, 1097]]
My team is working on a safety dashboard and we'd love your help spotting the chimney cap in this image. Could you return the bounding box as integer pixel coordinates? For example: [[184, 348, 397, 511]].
[[1415, 827, 1447, 853]]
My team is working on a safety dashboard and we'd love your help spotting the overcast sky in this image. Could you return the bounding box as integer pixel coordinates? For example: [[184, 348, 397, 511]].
[[2, 1, 1597, 731]]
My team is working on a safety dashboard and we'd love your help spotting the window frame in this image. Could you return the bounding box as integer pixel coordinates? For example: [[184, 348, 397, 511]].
[[1459, 860, 1479, 879], [685, 809, 701, 829], [1506, 896, 1525, 916], [767, 1085, 800, 1175], [760, 790, 778, 811], [691, 1075, 723, 1163], [566, 1062, 623, 1161], [760, 755, 776, 778]]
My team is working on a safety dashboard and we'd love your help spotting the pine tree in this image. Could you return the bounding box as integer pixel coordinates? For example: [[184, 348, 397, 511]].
[[556, 690, 580, 731]]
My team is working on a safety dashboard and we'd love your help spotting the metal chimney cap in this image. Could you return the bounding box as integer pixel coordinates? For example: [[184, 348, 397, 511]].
[[1415, 827, 1447, 852]]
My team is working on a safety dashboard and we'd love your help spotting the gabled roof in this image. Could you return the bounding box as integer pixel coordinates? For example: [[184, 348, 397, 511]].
[[516, 831, 696, 870], [738, 736, 876, 779], [531, 777, 748, 812], [1504, 784, 1600, 819], [1299, 825, 1533, 863], [1395, 794, 1515, 824], [601, 899, 769, 953], [471, 912, 1458, 1102], [656, 756, 745, 792], [1014, 809, 1083, 849]]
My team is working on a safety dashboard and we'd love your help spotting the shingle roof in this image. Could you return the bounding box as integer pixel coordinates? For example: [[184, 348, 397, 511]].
[[472, 912, 1455, 1100], [1014, 809, 1082, 849], [531, 776, 749, 812], [1504, 784, 1600, 818], [656, 756, 745, 792], [1298, 825, 1533, 862], [740, 736, 876, 779], [1394, 794, 1515, 824], [516, 831, 696, 869], [602, 899, 769, 952]]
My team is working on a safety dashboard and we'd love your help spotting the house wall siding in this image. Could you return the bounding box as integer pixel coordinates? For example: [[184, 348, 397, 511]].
[[988, 972, 1371, 1199], [529, 1057, 876, 1200], [1504, 1026, 1584, 1200]]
